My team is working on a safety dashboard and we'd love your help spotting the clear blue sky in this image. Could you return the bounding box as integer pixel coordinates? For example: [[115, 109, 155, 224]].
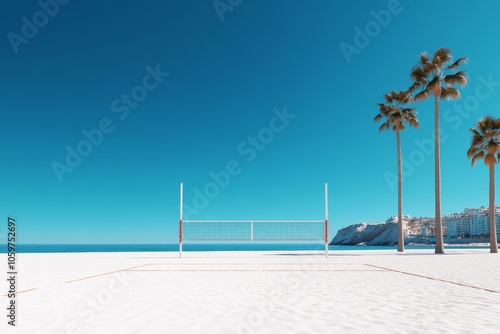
[[1, 0, 500, 244]]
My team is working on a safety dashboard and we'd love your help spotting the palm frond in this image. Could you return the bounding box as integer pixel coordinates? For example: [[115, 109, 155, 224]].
[[431, 47, 452, 66], [477, 116, 496, 132], [467, 146, 479, 158], [468, 116, 500, 167], [410, 66, 428, 84], [419, 52, 430, 65], [428, 76, 441, 92], [470, 135, 483, 148], [414, 89, 430, 101], [469, 128, 480, 136], [493, 119, 500, 129], [470, 151, 485, 166], [375, 89, 419, 133], [440, 87, 460, 100], [424, 62, 437, 73], [444, 71, 467, 86], [408, 82, 421, 93], [400, 91, 413, 104], [447, 57, 468, 70], [411, 48, 467, 106], [379, 123, 388, 132], [408, 118, 419, 128], [401, 107, 416, 114], [384, 92, 395, 104]]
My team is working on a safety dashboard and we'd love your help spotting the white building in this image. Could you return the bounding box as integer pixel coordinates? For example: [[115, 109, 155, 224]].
[[422, 206, 500, 240], [496, 212, 500, 236], [447, 221, 458, 237], [471, 214, 489, 236], [447, 215, 471, 238], [464, 208, 479, 216]]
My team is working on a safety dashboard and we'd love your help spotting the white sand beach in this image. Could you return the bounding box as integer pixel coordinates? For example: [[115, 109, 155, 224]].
[[1, 249, 500, 334]]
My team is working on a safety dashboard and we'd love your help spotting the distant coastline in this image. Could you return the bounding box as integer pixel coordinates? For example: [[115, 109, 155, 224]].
[[330, 215, 498, 247]]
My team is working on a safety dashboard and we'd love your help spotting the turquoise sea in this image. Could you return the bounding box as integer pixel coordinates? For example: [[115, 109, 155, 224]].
[[0, 243, 489, 253]]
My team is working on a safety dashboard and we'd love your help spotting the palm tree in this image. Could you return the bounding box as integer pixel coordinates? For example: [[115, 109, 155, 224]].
[[409, 47, 468, 254], [467, 116, 500, 253], [375, 90, 419, 252]]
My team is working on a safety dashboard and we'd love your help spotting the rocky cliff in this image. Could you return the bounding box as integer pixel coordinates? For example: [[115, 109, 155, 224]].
[[330, 216, 410, 246]]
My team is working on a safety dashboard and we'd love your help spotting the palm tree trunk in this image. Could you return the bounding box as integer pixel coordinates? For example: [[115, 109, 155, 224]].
[[397, 130, 404, 252], [489, 164, 498, 253], [434, 93, 444, 254]]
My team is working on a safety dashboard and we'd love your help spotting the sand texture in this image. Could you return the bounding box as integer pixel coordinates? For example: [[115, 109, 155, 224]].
[[1, 249, 500, 333]]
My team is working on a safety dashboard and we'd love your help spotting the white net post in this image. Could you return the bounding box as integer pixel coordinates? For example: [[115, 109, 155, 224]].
[[179, 183, 183, 258], [325, 183, 329, 258]]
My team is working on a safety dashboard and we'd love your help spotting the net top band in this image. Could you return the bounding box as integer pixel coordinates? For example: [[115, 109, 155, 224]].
[[182, 220, 324, 223]]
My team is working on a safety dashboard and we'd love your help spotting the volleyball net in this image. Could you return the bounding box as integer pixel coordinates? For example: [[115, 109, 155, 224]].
[[178, 183, 329, 257]]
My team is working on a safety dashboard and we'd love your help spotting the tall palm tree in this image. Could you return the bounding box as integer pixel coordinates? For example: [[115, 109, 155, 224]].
[[375, 90, 419, 252], [409, 47, 468, 254], [467, 116, 500, 253]]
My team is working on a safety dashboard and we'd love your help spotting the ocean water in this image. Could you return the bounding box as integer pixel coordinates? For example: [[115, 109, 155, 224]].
[[0, 243, 476, 254]]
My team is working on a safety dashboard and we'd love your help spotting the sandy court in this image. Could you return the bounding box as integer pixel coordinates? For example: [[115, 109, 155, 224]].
[[1, 249, 500, 334]]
